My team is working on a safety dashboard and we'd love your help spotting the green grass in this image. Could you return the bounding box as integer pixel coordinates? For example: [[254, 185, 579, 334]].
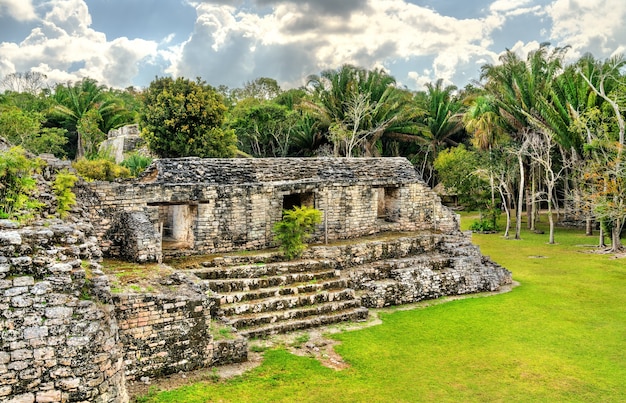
[[136, 214, 626, 402]]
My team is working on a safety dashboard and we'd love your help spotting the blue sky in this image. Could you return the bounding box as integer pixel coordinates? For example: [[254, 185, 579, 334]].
[[0, 0, 624, 91]]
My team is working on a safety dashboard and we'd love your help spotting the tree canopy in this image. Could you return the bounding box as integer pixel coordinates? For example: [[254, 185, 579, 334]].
[[139, 76, 237, 158]]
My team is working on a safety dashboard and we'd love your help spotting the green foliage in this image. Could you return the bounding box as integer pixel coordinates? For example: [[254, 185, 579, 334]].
[[0, 105, 67, 157], [140, 76, 237, 158], [227, 99, 297, 157], [53, 170, 78, 218], [434, 145, 491, 210], [72, 157, 130, 181], [273, 206, 322, 260], [120, 152, 152, 177], [77, 108, 106, 159], [306, 64, 415, 157], [49, 78, 135, 159], [469, 217, 498, 232], [0, 146, 43, 220]]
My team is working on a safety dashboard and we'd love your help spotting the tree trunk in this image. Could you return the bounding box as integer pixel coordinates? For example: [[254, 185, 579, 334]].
[[498, 186, 511, 238], [516, 152, 525, 240], [610, 218, 623, 252], [76, 131, 85, 159], [585, 217, 593, 236], [548, 199, 555, 244], [527, 179, 533, 230], [599, 226, 606, 248]]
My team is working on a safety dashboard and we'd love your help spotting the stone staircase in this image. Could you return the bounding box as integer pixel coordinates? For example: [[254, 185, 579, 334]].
[[188, 258, 369, 338], [175, 232, 511, 339]]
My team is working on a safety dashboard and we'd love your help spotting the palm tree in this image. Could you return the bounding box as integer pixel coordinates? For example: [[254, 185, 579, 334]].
[[410, 79, 464, 185], [462, 93, 508, 229], [50, 78, 133, 159], [481, 43, 567, 239], [305, 65, 415, 157]]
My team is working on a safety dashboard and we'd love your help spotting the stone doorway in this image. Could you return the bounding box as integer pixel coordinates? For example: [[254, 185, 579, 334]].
[[156, 204, 197, 250], [376, 187, 400, 222], [282, 191, 314, 210]]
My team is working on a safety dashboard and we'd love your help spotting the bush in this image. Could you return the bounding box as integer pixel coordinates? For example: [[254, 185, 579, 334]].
[[72, 158, 131, 181], [53, 170, 78, 218], [273, 206, 322, 260], [469, 218, 498, 232], [0, 146, 44, 220], [120, 152, 152, 177]]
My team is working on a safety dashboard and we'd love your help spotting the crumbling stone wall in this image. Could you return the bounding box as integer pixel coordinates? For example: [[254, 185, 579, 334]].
[[0, 220, 128, 403], [80, 158, 459, 261], [106, 211, 162, 263], [99, 124, 145, 163], [113, 275, 247, 380]]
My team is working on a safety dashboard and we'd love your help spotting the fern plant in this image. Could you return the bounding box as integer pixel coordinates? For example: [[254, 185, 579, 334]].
[[273, 205, 322, 260], [0, 146, 43, 220], [53, 170, 78, 218]]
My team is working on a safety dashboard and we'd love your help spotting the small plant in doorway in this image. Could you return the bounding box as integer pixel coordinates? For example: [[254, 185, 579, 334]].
[[273, 205, 322, 260]]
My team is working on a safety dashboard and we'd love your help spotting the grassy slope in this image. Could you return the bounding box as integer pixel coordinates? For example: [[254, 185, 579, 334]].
[[139, 215, 626, 402]]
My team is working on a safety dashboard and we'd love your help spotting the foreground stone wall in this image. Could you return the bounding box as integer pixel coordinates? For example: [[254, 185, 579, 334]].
[[113, 281, 247, 380], [0, 220, 128, 403]]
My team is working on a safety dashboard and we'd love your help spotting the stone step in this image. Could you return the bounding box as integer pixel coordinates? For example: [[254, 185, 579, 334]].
[[218, 278, 349, 304], [207, 269, 338, 293], [199, 253, 282, 268], [348, 254, 450, 285], [191, 259, 336, 280], [356, 279, 439, 308], [229, 298, 363, 330], [238, 306, 369, 338], [220, 288, 356, 317]]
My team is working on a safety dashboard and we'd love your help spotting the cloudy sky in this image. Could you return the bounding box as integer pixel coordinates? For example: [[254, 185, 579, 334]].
[[0, 0, 624, 91]]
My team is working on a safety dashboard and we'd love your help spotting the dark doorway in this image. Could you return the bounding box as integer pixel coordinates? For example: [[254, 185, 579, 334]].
[[282, 192, 314, 210]]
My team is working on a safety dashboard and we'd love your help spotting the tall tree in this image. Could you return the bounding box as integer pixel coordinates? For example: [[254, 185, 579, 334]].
[[1, 71, 48, 95], [140, 76, 237, 158], [305, 65, 414, 157], [481, 44, 567, 239], [408, 79, 464, 185], [227, 99, 297, 157], [463, 93, 508, 227]]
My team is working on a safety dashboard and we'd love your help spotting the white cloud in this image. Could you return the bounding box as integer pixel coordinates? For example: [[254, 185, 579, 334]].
[[0, 0, 160, 87], [2, 0, 625, 91], [0, 0, 37, 21], [490, 0, 533, 13], [547, 0, 626, 59], [171, 0, 508, 89]]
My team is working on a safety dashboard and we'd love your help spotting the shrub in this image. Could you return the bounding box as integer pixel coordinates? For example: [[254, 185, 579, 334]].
[[120, 152, 152, 177], [53, 170, 78, 218], [72, 158, 131, 181], [273, 206, 322, 260], [469, 218, 498, 232], [0, 146, 44, 220]]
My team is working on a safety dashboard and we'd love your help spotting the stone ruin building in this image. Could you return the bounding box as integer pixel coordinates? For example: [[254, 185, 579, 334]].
[[0, 155, 511, 402], [84, 157, 461, 262]]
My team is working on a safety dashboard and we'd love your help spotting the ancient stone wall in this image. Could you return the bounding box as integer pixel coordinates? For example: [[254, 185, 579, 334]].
[[0, 220, 128, 403], [113, 289, 246, 380], [99, 124, 144, 163], [79, 158, 458, 261]]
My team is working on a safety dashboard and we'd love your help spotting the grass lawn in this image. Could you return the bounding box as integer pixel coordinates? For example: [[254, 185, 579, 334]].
[[137, 214, 626, 402]]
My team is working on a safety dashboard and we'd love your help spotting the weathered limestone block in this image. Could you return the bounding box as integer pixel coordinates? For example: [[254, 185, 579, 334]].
[[113, 272, 228, 380], [105, 211, 162, 263], [0, 221, 128, 403]]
